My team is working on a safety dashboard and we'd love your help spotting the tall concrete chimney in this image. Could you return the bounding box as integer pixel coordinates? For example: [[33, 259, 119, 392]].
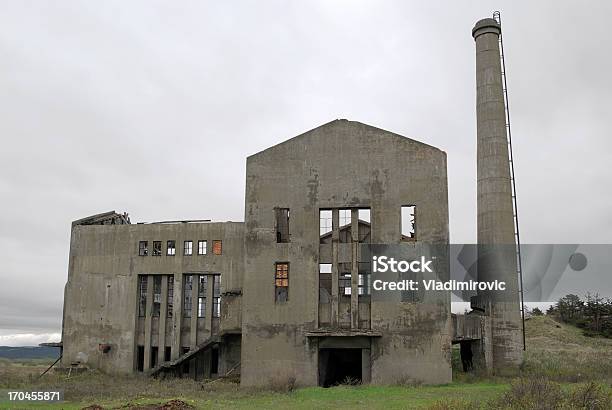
[[472, 18, 523, 370]]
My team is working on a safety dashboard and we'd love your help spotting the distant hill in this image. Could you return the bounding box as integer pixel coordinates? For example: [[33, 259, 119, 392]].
[[0, 346, 60, 359]]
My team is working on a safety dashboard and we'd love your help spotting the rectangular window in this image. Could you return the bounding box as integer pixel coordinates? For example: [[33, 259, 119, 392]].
[[338, 263, 352, 296], [358, 208, 371, 243], [339, 208, 352, 243], [152, 276, 162, 317], [213, 275, 221, 317], [401, 205, 416, 241], [183, 275, 193, 318], [275, 263, 289, 303], [167, 275, 174, 318], [319, 263, 332, 303], [212, 240, 222, 255], [167, 240, 176, 256], [198, 240, 207, 255], [138, 276, 147, 317], [358, 262, 371, 296], [319, 210, 332, 243], [275, 208, 290, 243], [339, 209, 351, 228], [139, 241, 148, 256], [184, 241, 192, 256], [153, 241, 162, 256], [198, 275, 207, 318]]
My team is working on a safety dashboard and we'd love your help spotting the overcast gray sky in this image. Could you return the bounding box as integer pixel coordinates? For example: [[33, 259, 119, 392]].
[[1, 1, 611, 346]]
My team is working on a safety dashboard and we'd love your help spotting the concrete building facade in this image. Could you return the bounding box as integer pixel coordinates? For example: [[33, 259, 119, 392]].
[[60, 16, 522, 386]]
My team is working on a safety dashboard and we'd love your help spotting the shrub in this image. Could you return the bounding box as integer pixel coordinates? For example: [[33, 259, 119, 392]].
[[568, 382, 612, 410]]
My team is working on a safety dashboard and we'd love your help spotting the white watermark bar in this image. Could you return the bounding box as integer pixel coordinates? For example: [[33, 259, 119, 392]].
[[0, 390, 64, 403]]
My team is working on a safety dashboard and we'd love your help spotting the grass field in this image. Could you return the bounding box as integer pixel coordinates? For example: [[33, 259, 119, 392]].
[[1, 316, 610, 409]]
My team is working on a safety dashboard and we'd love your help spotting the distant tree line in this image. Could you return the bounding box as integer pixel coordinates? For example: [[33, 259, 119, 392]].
[[542, 293, 612, 338]]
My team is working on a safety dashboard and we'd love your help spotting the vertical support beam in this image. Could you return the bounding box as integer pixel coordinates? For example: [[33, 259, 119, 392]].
[[350, 209, 359, 329], [361, 348, 371, 384], [158, 275, 168, 365], [171, 274, 183, 360], [189, 275, 199, 378], [143, 276, 154, 370], [331, 209, 339, 327], [190, 276, 198, 349], [206, 274, 215, 335]]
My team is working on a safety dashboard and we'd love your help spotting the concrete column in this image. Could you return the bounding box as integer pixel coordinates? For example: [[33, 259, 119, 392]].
[[206, 275, 215, 334], [143, 276, 154, 369], [350, 209, 359, 329], [171, 274, 183, 360], [158, 275, 168, 364], [473, 17, 522, 369], [331, 209, 340, 327], [190, 276, 198, 349]]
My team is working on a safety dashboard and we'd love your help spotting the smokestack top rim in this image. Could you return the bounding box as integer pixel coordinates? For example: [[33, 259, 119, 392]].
[[472, 18, 501, 39]]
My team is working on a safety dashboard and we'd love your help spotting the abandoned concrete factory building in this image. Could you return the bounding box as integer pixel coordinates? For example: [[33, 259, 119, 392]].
[[61, 17, 523, 386]]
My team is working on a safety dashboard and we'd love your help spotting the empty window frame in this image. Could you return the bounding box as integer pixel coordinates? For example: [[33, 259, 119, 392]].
[[167, 275, 174, 318], [198, 240, 207, 255], [183, 275, 193, 318], [338, 263, 352, 296], [338, 208, 353, 243], [275, 263, 289, 303], [401, 205, 416, 240], [339, 209, 351, 228], [153, 241, 162, 256], [358, 208, 371, 243], [212, 240, 222, 255], [138, 276, 147, 317], [275, 208, 290, 243], [152, 276, 162, 317], [319, 263, 332, 303], [213, 275, 221, 317], [358, 262, 371, 296], [139, 241, 148, 256], [167, 240, 176, 256], [184, 240, 193, 256], [198, 275, 207, 318], [319, 210, 332, 242]]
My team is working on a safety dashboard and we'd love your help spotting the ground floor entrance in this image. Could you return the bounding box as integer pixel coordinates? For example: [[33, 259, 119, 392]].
[[316, 336, 372, 387]]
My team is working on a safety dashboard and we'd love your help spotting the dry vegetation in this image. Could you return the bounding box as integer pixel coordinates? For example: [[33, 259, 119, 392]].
[[0, 316, 611, 409]]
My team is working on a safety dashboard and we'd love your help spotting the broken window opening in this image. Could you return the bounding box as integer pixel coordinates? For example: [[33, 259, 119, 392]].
[[319, 263, 332, 303], [167, 275, 174, 318], [275, 263, 289, 303], [358, 262, 371, 296], [184, 241, 192, 256], [213, 275, 221, 317], [338, 262, 352, 297], [164, 346, 171, 362], [151, 346, 158, 368], [319, 210, 332, 243], [275, 208, 290, 243], [401, 205, 416, 241], [167, 240, 176, 256], [183, 275, 193, 318], [152, 276, 162, 317], [198, 275, 207, 318], [212, 240, 222, 255], [138, 276, 147, 317], [358, 209, 371, 243], [153, 241, 162, 256], [339, 209, 352, 243], [139, 241, 148, 256], [198, 240, 207, 255]]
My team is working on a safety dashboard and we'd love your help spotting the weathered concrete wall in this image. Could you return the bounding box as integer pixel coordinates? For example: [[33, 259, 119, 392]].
[[472, 18, 523, 369], [62, 221, 244, 374], [241, 119, 450, 386]]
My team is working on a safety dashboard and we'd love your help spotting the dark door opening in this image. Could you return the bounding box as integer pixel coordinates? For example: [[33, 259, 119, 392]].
[[211, 347, 219, 375], [318, 348, 362, 387], [136, 345, 144, 372], [459, 341, 473, 372]]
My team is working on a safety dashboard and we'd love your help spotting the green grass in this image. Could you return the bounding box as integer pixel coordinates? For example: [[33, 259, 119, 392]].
[[0, 316, 610, 409]]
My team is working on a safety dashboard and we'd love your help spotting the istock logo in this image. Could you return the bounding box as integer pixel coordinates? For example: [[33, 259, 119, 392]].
[[372, 255, 433, 273]]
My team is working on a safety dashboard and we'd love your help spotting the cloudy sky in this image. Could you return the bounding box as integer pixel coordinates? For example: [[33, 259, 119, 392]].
[[1, 1, 610, 346]]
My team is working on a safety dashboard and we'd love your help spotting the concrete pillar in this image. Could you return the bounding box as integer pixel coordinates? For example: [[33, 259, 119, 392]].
[[331, 209, 340, 327], [350, 209, 359, 329], [143, 276, 154, 369], [472, 18, 522, 369], [158, 275, 168, 365], [171, 274, 183, 360]]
